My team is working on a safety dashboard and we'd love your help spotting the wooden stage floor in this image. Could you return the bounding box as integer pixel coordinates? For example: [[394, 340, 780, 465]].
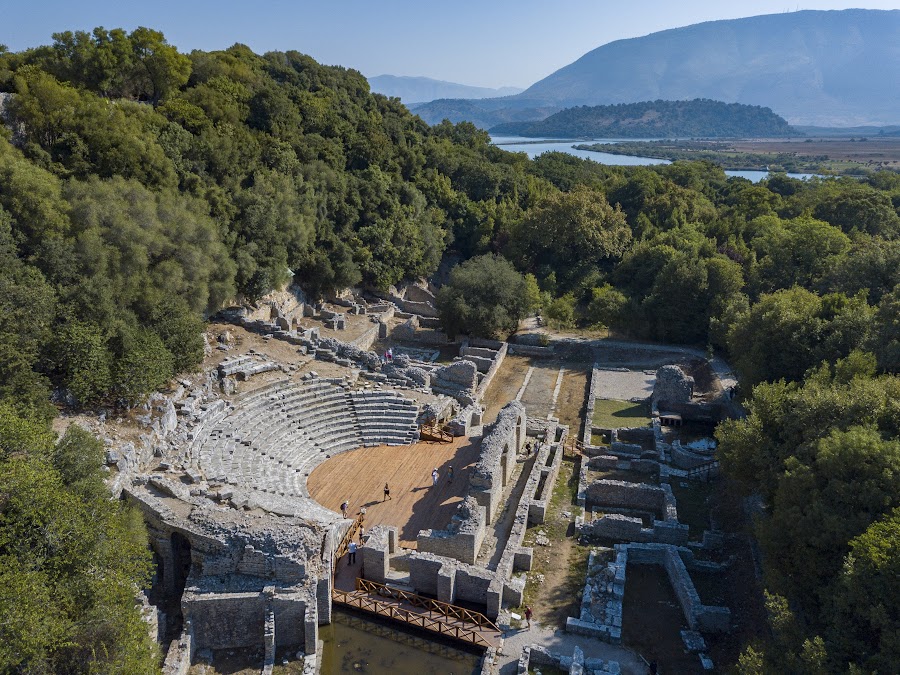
[[308, 435, 482, 548]]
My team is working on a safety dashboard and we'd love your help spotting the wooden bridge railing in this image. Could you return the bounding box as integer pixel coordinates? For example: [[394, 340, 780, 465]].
[[332, 511, 365, 574], [565, 436, 586, 456], [419, 421, 453, 443], [354, 578, 499, 631], [332, 585, 497, 649]]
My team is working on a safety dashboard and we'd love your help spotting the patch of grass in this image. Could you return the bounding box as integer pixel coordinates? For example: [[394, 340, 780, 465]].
[[592, 399, 651, 429]]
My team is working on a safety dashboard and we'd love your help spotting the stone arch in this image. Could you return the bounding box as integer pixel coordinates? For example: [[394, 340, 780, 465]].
[[515, 412, 525, 453], [171, 532, 193, 600]]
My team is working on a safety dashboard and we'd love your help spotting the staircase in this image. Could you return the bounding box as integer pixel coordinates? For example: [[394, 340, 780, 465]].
[[418, 422, 453, 443]]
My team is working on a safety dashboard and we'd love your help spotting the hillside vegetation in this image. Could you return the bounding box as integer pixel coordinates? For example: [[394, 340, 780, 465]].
[[490, 99, 796, 138], [0, 27, 900, 673]]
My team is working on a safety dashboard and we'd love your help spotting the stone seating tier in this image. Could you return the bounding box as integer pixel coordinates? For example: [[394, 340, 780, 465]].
[[192, 380, 419, 505]]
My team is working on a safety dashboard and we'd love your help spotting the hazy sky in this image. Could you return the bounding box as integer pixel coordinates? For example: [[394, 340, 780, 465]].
[[3, 1, 899, 88]]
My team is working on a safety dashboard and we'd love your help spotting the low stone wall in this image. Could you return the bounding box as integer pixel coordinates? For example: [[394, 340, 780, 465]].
[[417, 497, 487, 565], [616, 427, 655, 445], [588, 454, 659, 475], [584, 480, 677, 521], [580, 479, 687, 545], [473, 342, 508, 401], [580, 513, 689, 546], [361, 526, 396, 583], [350, 325, 379, 351], [583, 365, 601, 445], [622, 543, 731, 634], [162, 622, 194, 675], [527, 439, 564, 524], [507, 343, 555, 358], [431, 359, 478, 404], [662, 400, 725, 424], [391, 317, 450, 344], [408, 552, 501, 617], [521, 643, 621, 675], [566, 548, 625, 643]]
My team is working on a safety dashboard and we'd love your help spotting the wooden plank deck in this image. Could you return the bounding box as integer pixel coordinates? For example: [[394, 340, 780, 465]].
[[308, 435, 482, 548]]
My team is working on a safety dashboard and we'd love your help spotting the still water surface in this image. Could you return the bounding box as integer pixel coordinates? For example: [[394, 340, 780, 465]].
[[319, 610, 481, 675], [491, 136, 819, 181]]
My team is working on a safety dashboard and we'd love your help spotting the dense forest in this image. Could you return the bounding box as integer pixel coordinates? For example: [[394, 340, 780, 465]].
[[490, 99, 797, 138], [1, 28, 900, 673]]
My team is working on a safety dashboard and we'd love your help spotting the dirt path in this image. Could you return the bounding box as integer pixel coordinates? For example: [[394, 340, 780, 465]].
[[520, 361, 561, 418], [554, 364, 589, 437], [482, 355, 531, 424]]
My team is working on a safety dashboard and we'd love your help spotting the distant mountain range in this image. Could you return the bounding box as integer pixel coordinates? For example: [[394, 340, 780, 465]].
[[491, 99, 796, 138], [367, 75, 522, 105], [412, 9, 900, 128]]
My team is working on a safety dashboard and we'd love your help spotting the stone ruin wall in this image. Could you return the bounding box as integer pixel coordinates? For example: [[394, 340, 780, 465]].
[[623, 544, 731, 633], [652, 364, 694, 411], [581, 479, 688, 546], [470, 400, 526, 522], [417, 496, 487, 565], [567, 543, 731, 644]]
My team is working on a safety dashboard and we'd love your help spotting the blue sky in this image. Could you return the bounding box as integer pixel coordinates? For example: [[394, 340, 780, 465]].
[[3, 1, 899, 88]]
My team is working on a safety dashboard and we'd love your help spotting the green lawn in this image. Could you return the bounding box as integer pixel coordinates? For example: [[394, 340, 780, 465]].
[[592, 398, 651, 429]]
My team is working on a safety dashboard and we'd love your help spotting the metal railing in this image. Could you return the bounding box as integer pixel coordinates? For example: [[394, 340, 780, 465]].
[[686, 459, 720, 482]]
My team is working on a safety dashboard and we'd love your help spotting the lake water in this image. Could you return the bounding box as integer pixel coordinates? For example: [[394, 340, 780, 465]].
[[491, 136, 820, 182], [319, 610, 481, 675]]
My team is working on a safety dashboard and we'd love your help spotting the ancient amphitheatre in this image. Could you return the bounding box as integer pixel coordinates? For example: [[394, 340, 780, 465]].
[[90, 281, 749, 675]]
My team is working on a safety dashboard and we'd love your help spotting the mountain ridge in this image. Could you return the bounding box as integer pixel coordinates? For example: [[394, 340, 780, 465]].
[[368, 74, 522, 104], [414, 9, 900, 128]]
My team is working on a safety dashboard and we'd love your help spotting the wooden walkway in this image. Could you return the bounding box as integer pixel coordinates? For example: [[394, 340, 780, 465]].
[[332, 578, 502, 650], [308, 435, 483, 548]]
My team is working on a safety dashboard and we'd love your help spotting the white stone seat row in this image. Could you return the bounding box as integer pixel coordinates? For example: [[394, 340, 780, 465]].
[[194, 379, 420, 500]]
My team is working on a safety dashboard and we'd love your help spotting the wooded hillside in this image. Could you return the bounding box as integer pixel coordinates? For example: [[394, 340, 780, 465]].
[[490, 99, 796, 138], [1, 27, 900, 673]]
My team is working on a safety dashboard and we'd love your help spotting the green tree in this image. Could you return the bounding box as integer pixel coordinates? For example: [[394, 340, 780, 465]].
[[50, 321, 112, 406], [0, 409, 157, 673], [129, 27, 191, 104], [510, 185, 631, 290], [110, 324, 174, 404], [437, 254, 528, 339], [830, 508, 900, 672]]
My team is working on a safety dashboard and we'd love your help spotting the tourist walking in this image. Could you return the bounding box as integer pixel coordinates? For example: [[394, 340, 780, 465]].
[[341, 500, 349, 518], [432, 468, 439, 486], [524, 605, 533, 628], [348, 540, 357, 565], [383, 483, 391, 501], [448, 466, 454, 483]]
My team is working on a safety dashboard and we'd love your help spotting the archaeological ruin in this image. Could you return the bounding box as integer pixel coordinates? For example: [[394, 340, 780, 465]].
[[94, 283, 742, 674]]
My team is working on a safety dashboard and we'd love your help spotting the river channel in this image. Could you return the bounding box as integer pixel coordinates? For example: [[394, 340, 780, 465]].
[[318, 609, 482, 675], [491, 135, 819, 181]]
